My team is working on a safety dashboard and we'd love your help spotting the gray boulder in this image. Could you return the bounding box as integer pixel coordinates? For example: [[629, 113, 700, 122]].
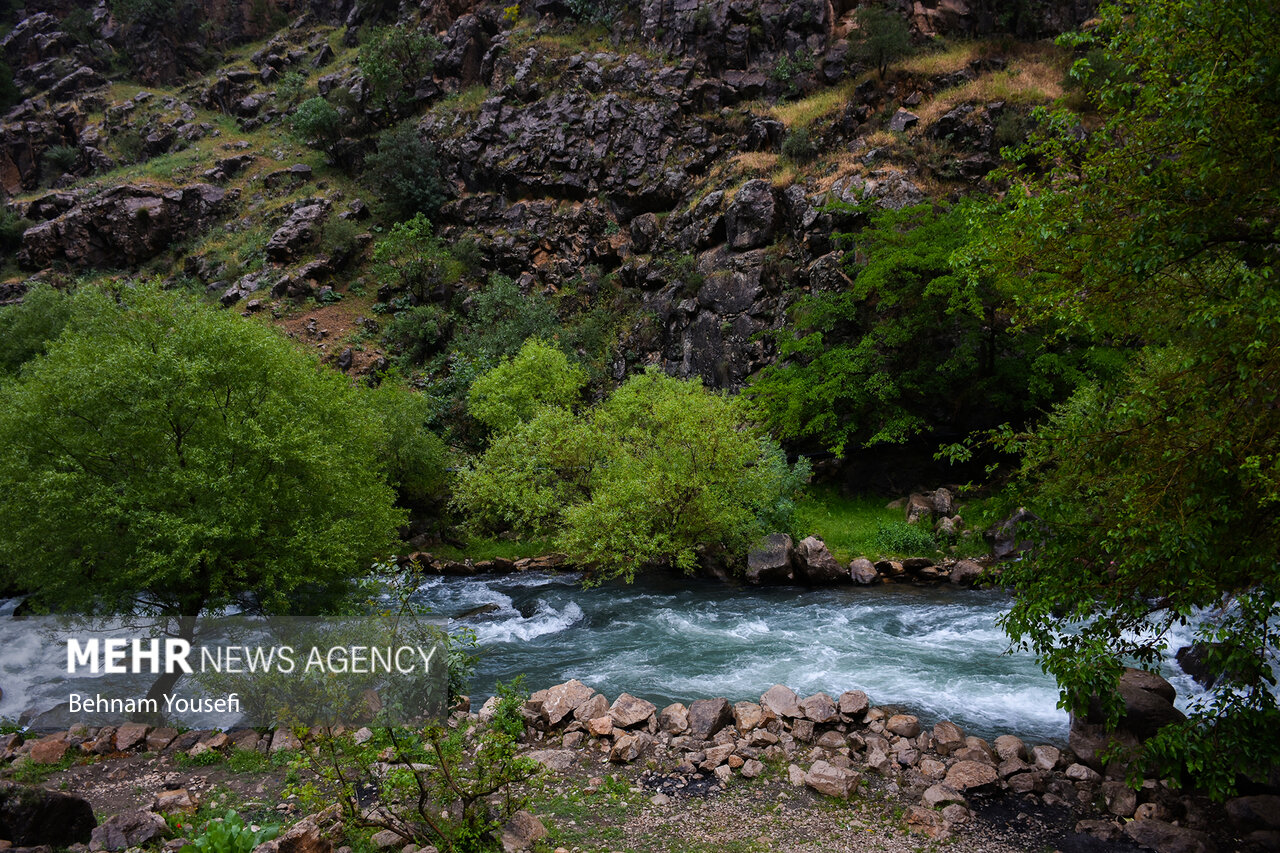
[[725, 179, 779, 250], [745, 534, 794, 584]]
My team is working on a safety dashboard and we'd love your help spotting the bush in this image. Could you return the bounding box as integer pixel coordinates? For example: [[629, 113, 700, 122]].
[[179, 811, 278, 853], [0, 283, 76, 374], [0, 209, 32, 256], [454, 369, 810, 582], [0, 58, 20, 111], [363, 382, 451, 505], [466, 338, 586, 433], [380, 304, 452, 365], [41, 145, 79, 182], [850, 4, 912, 79], [289, 97, 343, 152], [370, 214, 464, 303], [291, 682, 537, 853], [360, 24, 440, 113], [872, 521, 936, 555], [781, 127, 819, 163], [274, 70, 307, 107], [364, 121, 448, 221]]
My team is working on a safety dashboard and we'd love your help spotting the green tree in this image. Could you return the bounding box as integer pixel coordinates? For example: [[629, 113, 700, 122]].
[[364, 381, 451, 506], [360, 24, 440, 114], [849, 4, 912, 80], [466, 338, 586, 433], [962, 0, 1280, 796], [371, 214, 464, 304], [289, 96, 343, 153], [454, 369, 808, 582], [748, 203, 1105, 457], [0, 283, 75, 373], [0, 284, 403, 701], [364, 121, 448, 222]]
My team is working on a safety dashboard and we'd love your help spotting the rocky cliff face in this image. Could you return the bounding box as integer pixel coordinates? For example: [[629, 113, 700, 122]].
[[1, 0, 1094, 390]]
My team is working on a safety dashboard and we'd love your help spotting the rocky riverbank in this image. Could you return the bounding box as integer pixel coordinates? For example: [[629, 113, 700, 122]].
[[2, 674, 1275, 853]]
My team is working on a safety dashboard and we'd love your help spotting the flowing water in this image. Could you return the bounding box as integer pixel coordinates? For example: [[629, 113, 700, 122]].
[[419, 572, 1207, 746], [1, 574, 1208, 743]]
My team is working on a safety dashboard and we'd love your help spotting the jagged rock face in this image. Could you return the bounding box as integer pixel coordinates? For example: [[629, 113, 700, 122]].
[[17, 183, 229, 269], [430, 54, 722, 211], [639, 0, 831, 72], [894, 0, 1099, 38]]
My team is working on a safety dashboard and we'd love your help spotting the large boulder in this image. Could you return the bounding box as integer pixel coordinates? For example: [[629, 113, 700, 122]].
[[18, 184, 228, 269], [793, 536, 846, 585], [609, 693, 657, 729], [760, 684, 802, 719], [986, 507, 1042, 559], [538, 679, 596, 727], [804, 760, 859, 798], [687, 698, 734, 740], [1071, 668, 1185, 770], [725, 179, 779, 250], [265, 204, 327, 263], [745, 534, 794, 584], [89, 808, 168, 852], [1123, 819, 1215, 853], [0, 784, 97, 847], [849, 558, 879, 585]]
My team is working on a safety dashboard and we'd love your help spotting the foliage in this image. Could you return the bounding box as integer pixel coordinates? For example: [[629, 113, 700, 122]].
[[364, 121, 448, 221], [41, 144, 79, 181], [769, 49, 815, 97], [566, 0, 622, 26], [781, 127, 819, 164], [0, 283, 76, 375], [872, 521, 936, 556], [363, 381, 451, 505], [0, 209, 33, 257], [380, 304, 453, 366], [961, 0, 1280, 797], [455, 369, 810, 582], [466, 338, 586, 433], [0, 57, 18, 111], [371, 214, 465, 304], [748, 202, 1099, 457], [360, 24, 440, 113], [0, 283, 403, 671], [108, 0, 191, 25], [289, 97, 343, 152], [179, 810, 278, 853], [274, 70, 308, 107], [453, 276, 559, 364], [291, 681, 538, 853], [849, 4, 912, 80]]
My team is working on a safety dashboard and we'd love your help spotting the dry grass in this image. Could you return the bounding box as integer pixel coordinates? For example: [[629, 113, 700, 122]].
[[898, 40, 988, 76], [769, 79, 858, 129], [915, 41, 1070, 126], [730, 151, 780, 174]]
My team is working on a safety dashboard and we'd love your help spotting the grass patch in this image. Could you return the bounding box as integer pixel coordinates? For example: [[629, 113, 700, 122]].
[[898, 39, 987, 76], [226, 747, 271, 773], [5, 751, 81, 784], [438, 83, 490, 116], [914, 41, 1071, 127], [791, 487, 905, 563], [769, 79, 858, 129], [428, 536, 558, 563]]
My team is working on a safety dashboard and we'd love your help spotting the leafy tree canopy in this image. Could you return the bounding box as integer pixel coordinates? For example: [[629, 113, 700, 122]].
[[961, 0, 1280, 796], [360, 23, 440, 114], [467, 338, 586, 434], [748, 202, 1112, 458], [454, 369, 808, 582], [0, 283, 404, 642], [849, 4, 912, 80], [364, 121, 448, 222]]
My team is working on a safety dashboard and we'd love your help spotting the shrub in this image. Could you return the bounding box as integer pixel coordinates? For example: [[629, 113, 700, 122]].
[[370, 214, 464, 303], [364, 121, 448, 221], [289, 97, 343, 152], [360, 24, 440, 113], [0, 283, 75, 374], [781, 127, 819, 163], [41, 145, 79, 181], [274, 70, 307, 107], [872, 520, 937, 555], [291, 682, 537, 853], [179, 810, 278, 853], [363, 382, 451, 505], [0, 58, 20, 111], [380, 304, 452, 365], [0, 209, 32, 256], [454, 370, 810, 582], [850, 4, 912, 80]]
